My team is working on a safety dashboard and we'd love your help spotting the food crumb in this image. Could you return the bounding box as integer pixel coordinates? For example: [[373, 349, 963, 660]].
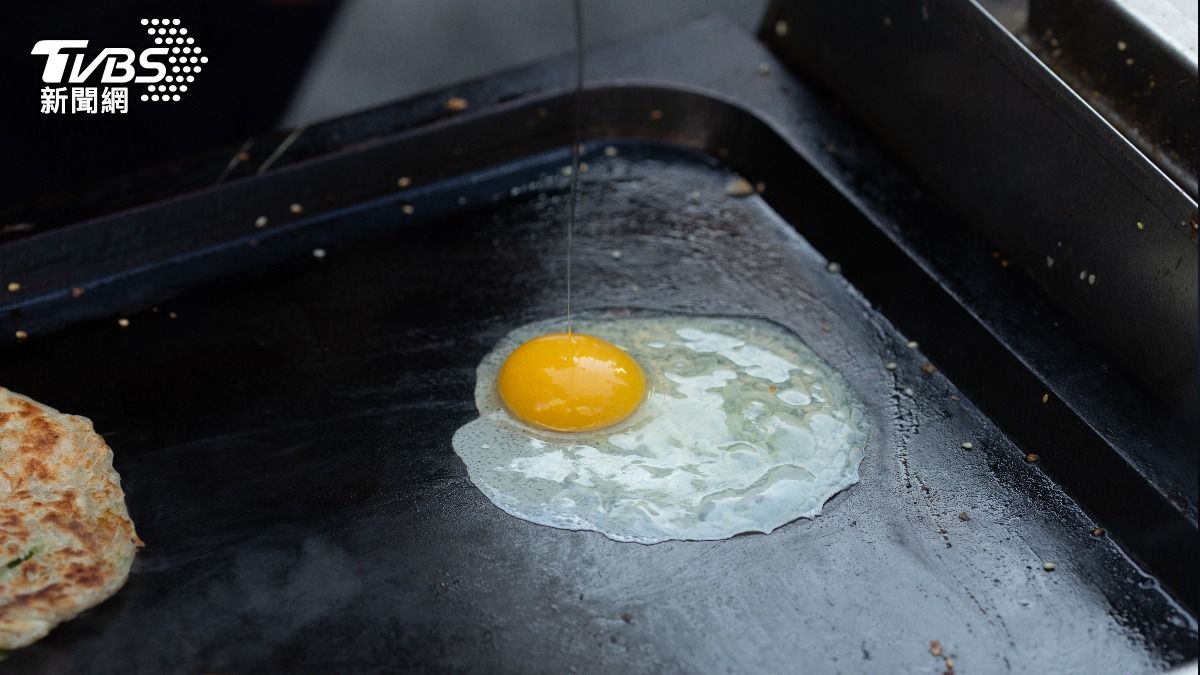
[[945, 656, 956, 670], [402, 204, 415, 215], [885, 362, 898, 370], [958, 512, 971, 521], [1042, 562, 1057, 572], [930, 640, 943, 657], [289, 202, 304, 214], [906, 340, 919, 349], [621, 612, 633, 623], [445, 96, 469, 112], [168, 311, 178, 319], [5, 281, 20, 292], [757, 62, 771, 76], [1125, 57, 1136, 65], [1136, 221, 1144, 230], [397, 176, 412, 188], [774, 20, 789, 37], [725, 177, 754, 197], [826, 261, 842, 274], [14, 330, 28, 341], [1088, 274, 1096, 285], [71, 286, 85, 298], [1041, 393, 1049, 403], [921, 362, 936, 375], [755, 181, 766, 193], [768, 384, 778, 394], [961, 441, 974, 450], [903, 387, 915, 396], [1025, 452, 1040, 463], [1079, 270, 1087, 280], [610, 250, 622, 259], [604, 146, 618, 158], [312, 248, 327, 259], [579, 162, 589, 173], [649, 109, 663, 121], [1117, 40, 1127, 51], [1000, 259, 1009, 268], [1046, 256, 1054, 267], [117, 318, 130, 328], [254, 216, 269, 228], [1092, 527, 1106, 537]]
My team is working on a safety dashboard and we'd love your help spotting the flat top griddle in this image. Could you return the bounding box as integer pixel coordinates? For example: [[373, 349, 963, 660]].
[[1, 15, 1195, 675]]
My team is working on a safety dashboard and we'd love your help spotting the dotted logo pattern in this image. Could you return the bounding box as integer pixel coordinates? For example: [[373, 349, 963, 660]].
[[138, 18, 207, 102]]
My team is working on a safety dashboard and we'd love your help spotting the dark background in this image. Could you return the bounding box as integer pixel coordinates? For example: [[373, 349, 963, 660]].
[[0, 0, 768, 222]]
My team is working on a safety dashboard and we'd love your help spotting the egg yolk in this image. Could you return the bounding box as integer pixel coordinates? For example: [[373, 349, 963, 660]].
[[497, 332, 646, 432]]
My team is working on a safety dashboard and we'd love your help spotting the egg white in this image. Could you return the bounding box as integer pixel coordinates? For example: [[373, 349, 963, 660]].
[[452, 314, 868, 543]]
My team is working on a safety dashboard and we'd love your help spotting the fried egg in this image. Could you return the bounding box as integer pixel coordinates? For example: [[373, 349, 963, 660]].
[[452, 314, 868, 543]]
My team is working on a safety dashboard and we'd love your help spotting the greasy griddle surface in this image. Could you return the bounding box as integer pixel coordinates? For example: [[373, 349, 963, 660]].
[[1, 146, 1193, 673]]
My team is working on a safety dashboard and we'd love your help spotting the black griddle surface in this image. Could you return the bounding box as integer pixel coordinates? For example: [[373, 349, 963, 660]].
[[1, 145, 1193, 674]]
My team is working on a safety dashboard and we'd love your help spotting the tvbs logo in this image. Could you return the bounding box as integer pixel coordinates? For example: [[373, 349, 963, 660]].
[[32, 18, 207, 114]]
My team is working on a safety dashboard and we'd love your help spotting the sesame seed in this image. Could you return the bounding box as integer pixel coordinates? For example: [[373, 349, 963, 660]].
[[921, 362, 936, 375], [1025, 452, 1040, 463], [604, 146, 618, 158], [885, 362, 897, 370], [774, 20, 789, 37], [961, 441, 974, 450], [1088, 274, 1096, 285], [1079, 270, 1087, 280], [289, 203, 303, 214], [312, 248, 326, 259], [117, 318, 130, 328], [397, 176, 412, 188], [725, 178, 754, 197], [826, 261, 842, 273], [1091, 527, 1105, 537], [1042, 562, 1057, 571], [1046, 256, 1054, 268], [1117, 40, 1127, 51], [1136, 221, 1144, 230], [903, 387, 914, 396], [757, 62, 771, 76], [579, 162, 589, 173], [6, 281, 20, 292], [15, 330, 29, 340], [929, 640, 942, 657], [254, 216, 268, 228], [70, 287, 85, 298], [168, 311, 178, 319], [445, 96, 469, 112], [402, 204, 415, 215], [1042, 393, 1049, 403], [906, 340, 919, 349]]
